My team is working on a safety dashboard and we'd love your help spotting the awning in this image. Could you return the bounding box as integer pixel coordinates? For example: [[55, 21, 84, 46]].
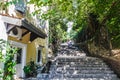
[[22, 19, 47, 39], [0, 15, 47, 42]]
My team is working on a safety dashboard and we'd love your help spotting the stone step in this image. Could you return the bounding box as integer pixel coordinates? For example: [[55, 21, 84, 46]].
[[57, 54, 86, 57], [50, 67, 111, 71], [56, 64, 108, 68], [56, 59, 103, 62], [53, 62, 106, 65], [57, 57, 102, 61], [65, 67, 111, 71], [50, 66, 111, 72], [56, 61, 104, 64], [55, 70, 114, 74], [57, 59, 104, 62], [55, 59, 105, 63], [37, 77, 119, 80], [57, 62, 106, 65], [57, 57, 101, 60], [50, 73, 117, 78], [39, 46, 120, 80], [50, 69, 112, 74], [50, 69, 114, 74], [43, 77, 120, 80]]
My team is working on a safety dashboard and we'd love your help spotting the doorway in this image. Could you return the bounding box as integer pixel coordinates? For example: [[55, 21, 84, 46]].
[[9, 40, 27, 78]]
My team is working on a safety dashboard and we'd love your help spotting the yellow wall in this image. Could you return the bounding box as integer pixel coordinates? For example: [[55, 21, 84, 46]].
[[26, 41, 36, 63], [26, 38, 47, 64], [2, 0, 48, 68], [34, 38, 47, 64], [8, 33, 30, 44], [8, 33, 47, 65]]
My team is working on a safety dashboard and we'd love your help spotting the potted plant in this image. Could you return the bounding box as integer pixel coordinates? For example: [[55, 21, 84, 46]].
[[23, 61, 37, 78]]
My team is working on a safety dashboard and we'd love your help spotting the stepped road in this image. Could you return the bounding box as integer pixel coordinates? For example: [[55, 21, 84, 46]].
[[37, 44, 120, 80]]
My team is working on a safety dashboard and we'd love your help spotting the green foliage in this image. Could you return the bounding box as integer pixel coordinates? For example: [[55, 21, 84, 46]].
[[3, 47, 17, 80], [29, 0, 120, 49], [67, 30, 77, 40], [23, 61, 37, 78], [49, 23, 67, 53], [0, 39, 17, 80], [0, 39, 6, 62], [0, 39, 6, 79], [3, 43, 17, 80]]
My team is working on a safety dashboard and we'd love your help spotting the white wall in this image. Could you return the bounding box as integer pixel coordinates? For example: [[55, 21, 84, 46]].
[[0, 15, 8, 41]]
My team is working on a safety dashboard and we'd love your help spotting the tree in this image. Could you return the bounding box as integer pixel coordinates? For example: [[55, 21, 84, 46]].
[[28, 0, 120, 55]]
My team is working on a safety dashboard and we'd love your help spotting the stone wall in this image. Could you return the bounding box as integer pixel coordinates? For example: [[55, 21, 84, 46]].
[[102, 57, 120, 78], [86, 41, 120, 78]]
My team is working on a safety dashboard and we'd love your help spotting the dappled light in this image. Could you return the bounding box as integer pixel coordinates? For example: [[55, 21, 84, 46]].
[[0, 0, 120, 80], [37, 45, 119, 79]]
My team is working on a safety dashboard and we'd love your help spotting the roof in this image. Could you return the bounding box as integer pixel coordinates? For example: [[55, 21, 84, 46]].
[[0, 15, 47, 41], [22, 19, 47, 39]]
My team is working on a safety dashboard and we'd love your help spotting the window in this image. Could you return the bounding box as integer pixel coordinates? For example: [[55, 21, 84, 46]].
[[36, 47, 42, 64], [37, 50, 41, 63]]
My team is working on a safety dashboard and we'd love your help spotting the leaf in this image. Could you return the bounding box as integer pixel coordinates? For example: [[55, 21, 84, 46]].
[[42, 0, 49, 3]]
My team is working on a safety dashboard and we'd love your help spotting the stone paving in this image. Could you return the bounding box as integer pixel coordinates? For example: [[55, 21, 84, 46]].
[[27, 46, 120, 80]]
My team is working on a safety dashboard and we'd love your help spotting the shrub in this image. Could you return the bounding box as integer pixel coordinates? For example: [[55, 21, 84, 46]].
[[0, 39, 17, 80], [23, 61, 37, 78]]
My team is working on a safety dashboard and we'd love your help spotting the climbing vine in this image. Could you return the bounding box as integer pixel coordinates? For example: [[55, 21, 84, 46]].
[[0, 39, 17, 80]]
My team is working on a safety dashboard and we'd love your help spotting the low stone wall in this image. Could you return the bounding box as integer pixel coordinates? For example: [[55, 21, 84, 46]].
[[79, 41, 120, 78], [90, 54, 120, 78], [101, 57, 120, 78]]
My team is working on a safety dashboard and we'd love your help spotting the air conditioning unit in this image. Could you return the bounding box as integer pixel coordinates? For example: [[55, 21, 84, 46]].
[[9, 27, 22, 39]]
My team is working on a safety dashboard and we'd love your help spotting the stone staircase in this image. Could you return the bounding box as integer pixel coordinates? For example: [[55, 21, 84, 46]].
[[37, 46, 120, 80]]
